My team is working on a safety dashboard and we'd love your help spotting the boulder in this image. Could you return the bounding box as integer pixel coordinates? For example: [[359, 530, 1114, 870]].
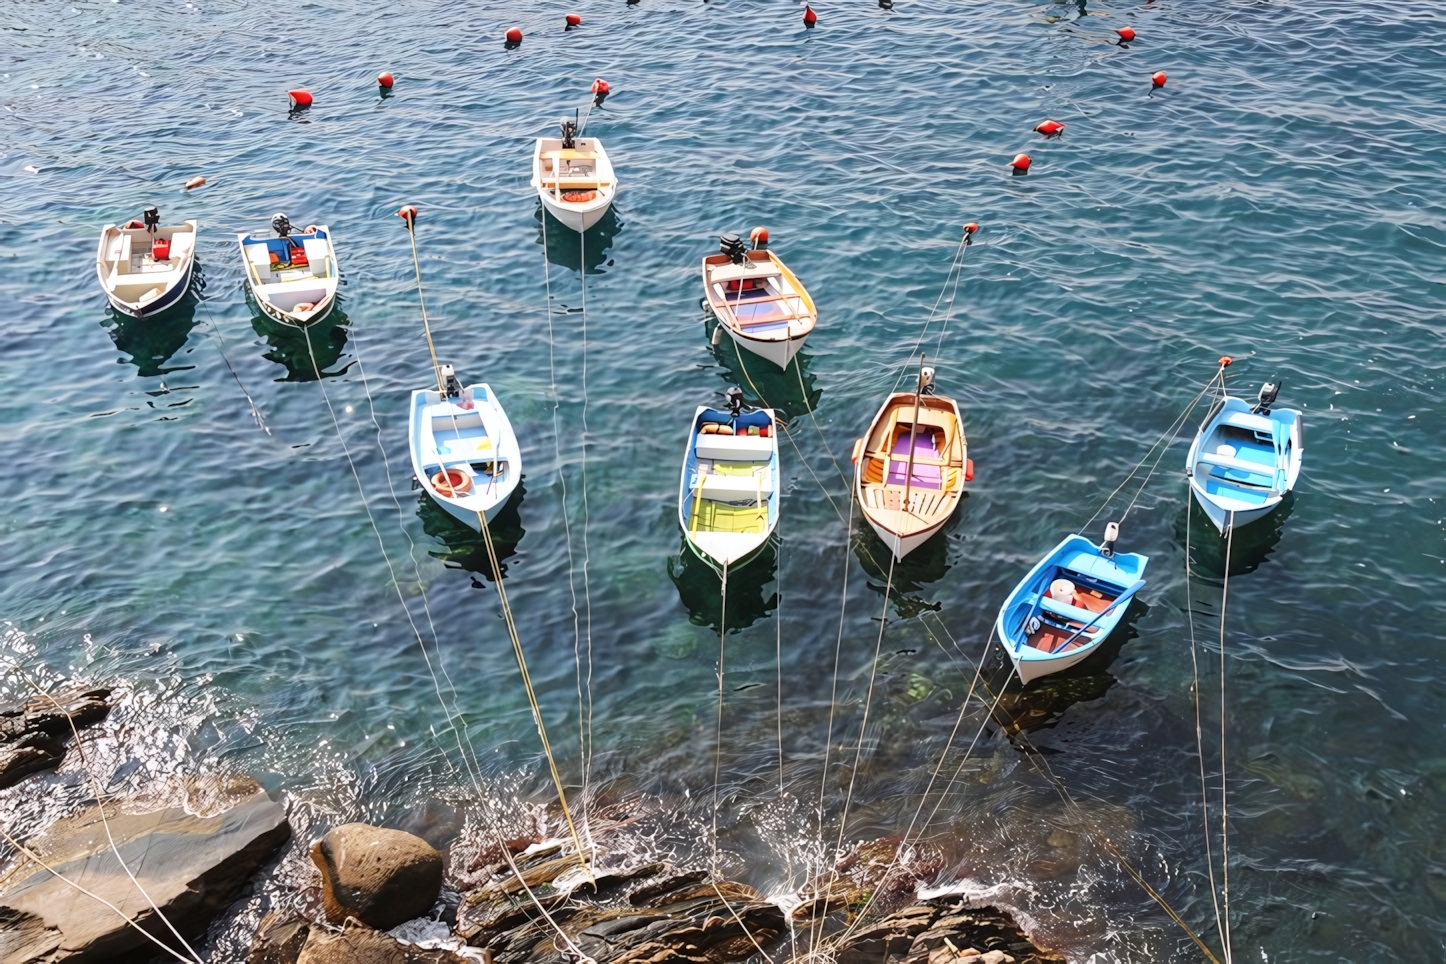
[[311, 824, 443, 931], [0, 688, 110, 790], [296, 923, 473, 964], [0, 778, 290, 963], [247, 912, 313, 964]]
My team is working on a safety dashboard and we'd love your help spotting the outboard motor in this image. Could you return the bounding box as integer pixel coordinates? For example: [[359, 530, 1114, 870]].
[[725, 385, 745, 420], [271, 212, 292, 238], [1252, 381, 1280, 415], [719, 233, 747, 265], [1101, 521, 1120, 558], [440, 364, 463, 399], [142, 206, 161, 234], [918, 366, 937, 396], [560, 117, 578, 150]]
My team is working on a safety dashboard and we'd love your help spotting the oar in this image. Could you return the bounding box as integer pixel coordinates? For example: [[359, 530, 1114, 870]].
[[1051, 578, 1147, 653]]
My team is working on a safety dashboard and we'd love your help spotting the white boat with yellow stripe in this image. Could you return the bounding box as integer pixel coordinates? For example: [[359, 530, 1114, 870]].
[[531, 116, 616, 233], [678, 389, 779, 571], [702, 229, 817, 370]]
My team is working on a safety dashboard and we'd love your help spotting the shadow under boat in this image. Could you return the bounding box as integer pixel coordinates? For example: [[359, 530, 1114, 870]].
[[103, 263, 205, 378], [249, 294, 353, 382], [417, 479, 527, 585], [534, 202, 622, 274], [973, 599, 1150, 739], [704, 316, 823, 422], [667, 535, 779, 633], [1180, 493, 1294, 579], [853, 507, 962, 619]]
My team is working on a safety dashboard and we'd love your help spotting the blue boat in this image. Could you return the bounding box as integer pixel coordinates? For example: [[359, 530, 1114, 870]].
[[678, 388, 779, 571], [995, 529, 1148, 684], [1186, 381, 1303, 535]]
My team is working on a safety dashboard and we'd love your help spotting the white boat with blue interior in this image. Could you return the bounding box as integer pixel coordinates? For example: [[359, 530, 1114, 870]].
[[1186, 381, 1302, 534], [678, 388, 780, 571], [236, 213, 338, 327], [409, 366, 520, 531], [995, 526, 1149, 684]]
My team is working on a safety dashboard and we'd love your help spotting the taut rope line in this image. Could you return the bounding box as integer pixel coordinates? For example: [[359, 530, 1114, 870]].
[[1218, 512, 1236, 964], [710, 562, 729, 879]]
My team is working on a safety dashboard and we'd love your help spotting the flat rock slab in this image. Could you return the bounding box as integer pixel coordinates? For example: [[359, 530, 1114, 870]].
[[0, 780, 290, 963]]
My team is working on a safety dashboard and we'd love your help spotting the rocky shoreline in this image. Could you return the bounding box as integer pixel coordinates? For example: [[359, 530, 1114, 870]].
[[0, 688, 1064, 964]]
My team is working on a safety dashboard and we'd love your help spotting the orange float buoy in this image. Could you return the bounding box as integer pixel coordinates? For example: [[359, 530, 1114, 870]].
[[1116, 26, 1136, 42], [431, 468, 474, 497], [505, 25, 523, 44], [1152, 71, 1167, 88], [287, 89, 313, 109], [592, 77, 610, 105], [184, 176, 206, 190], [803, 4, 817, 25], [377, 71, 394, 89], [1034, 119, 1066, 136], [964, 222, 979, 234], [565, 12, 581, 27], [965, 458, 975, 482], [749, 225, 769, 249], [1219, 355, 1233, 367], [397, 205, 418, 226], [1010, 153, 1032, 172]]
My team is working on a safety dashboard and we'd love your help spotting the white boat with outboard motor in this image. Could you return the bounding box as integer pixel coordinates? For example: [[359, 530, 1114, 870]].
[[702, 228, 817, 370], [995, 524, 1149, 684], [678, 387, 780, 571], [95, 207, 198, 317], [236, 213, 339, 327], [1186, 380, 1303, 534], [409, 365, 521, 532], [531, 114, 616, 233]]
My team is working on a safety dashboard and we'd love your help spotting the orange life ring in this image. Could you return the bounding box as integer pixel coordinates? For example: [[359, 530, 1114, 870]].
[[431, 468, 473, 497], [561, 190, 597, 203]]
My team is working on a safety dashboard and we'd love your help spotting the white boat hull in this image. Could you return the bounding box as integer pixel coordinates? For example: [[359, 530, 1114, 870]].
[[96, 219, 199, 318], [1186, 396, 1302, 536], [538, 191, 612, 233], [1189, 491, 1277, 535], [409, 385, 521, 533], [861, 510, 946, 561], [236, 224, 340, 328], [724, 324, 809, 369], [532, 134, 616, 235], [1005, 637, 1096, 685]]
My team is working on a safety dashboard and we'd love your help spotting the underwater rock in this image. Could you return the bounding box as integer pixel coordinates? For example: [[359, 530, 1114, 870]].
[[829, 897, 1064, 964], [311, 824, 444, 931], [295, 921, 474, 964], [247, 912, 313, 964], [0, 777, 289, 963], [0, 687, 111, 789]]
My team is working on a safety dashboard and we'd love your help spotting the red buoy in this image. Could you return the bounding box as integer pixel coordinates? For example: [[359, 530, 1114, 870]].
[[803, 4, 817, 25], [1219, 355, 1233, 367], [1010, 153, 1032, 172], [377, 71, 394, 89], [1034, 119, 1066, 137], [964, 222, 979, 235], [565, 13, 582, 26], [287, 89, 313, 109], [965, 458, 975, 482], [592, 77, 610, 106], [750, 225, 769, 249], [1116, 26, 1136, 42], [184, 176, 206, 191], [1152, 71, 1168, 88], [505, 26, 523, 43], [397, 205, 418, 226]]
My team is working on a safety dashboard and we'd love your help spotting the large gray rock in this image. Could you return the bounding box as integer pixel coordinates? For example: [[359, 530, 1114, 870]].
[[0, 688, 110, 790], [310, 824, 443, 931], [0, 778, 290, 963]]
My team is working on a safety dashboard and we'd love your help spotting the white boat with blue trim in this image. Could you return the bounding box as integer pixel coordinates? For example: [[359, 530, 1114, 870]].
[[703, 230, 817, 370], [678, 389, 780, 571], [1186, 381, 1303, 534], [995, 527, 1149, 684], [236, 214, 338, 327], [95, 208, 197, 317], [409, 367, 520, 531]]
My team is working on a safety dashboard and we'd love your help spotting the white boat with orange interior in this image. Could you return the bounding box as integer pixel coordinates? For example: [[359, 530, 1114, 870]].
[[531, 116, 616, 233]]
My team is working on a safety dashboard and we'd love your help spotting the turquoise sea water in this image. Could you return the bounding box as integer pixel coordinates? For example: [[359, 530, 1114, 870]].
[[3, 0, 1445, 959]]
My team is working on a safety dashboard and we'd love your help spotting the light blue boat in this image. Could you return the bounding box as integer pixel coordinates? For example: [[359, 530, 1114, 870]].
[[1186, 382, 1303, 534], [408, 369, 520, 532], [995, 530, 1149, 684]]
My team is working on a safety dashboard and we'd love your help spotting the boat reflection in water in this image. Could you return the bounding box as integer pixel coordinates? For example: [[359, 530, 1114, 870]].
[[250, 300, 352, 382], [853, 509, 960, 619], [706, 328, 823, 423], [1181, 493, 1294, 579], [667, 535, 778, 633], [417, 480, 527, 585], [103, 265, 204, 378], [534, 203, 621, 274]]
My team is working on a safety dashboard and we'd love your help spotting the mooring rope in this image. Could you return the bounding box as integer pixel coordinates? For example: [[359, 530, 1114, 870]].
[[197, 297, 268, 434], [711, 562, 730, 878], [576, 226, 598, 842], [1218, 512, 1236, 964]]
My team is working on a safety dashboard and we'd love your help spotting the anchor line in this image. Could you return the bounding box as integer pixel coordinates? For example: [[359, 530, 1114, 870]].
[[1218, 513, 1236, 964], [197, 297, 268, 434], [0, 662, 206, 964], [540, 194, 592, 848], [577, 226, 597, 843], [400, 219, 590, 874], [711, 561, 729, 879], [914, 613, 1225, 964], [1185, 495, 1229, 954], [889, 230, 971, 398]]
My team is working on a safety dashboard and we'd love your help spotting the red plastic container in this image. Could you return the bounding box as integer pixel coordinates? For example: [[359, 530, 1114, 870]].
[[152, 237, 171, 260]]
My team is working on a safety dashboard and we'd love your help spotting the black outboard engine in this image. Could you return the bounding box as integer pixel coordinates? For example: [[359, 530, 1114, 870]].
[[1101, 521, 1120, 558], [719, 233, 747, 265], [725, 386, 745, 419], [1252, 381, 1280, 415], [918, 366, 937, 396], [142, 206, 161, 234], [560, 117, 578, 150], [271, 212, 292, 238], [440, 364, 463, 399]]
